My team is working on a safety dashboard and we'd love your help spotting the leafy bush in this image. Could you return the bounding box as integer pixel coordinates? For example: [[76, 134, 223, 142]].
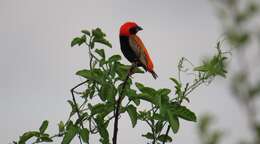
[[13, 28, 227, 144]]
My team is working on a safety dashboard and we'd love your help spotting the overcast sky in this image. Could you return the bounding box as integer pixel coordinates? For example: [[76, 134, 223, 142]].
[[0, 0, 255, 143]]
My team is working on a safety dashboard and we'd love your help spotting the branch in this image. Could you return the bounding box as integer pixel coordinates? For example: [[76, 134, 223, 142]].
[[31, 132, 65, 144], [144, 119, 156, 144], [70, 80, 88, 144], [162, 125, 171, 144], [112, 66, 134, 144]]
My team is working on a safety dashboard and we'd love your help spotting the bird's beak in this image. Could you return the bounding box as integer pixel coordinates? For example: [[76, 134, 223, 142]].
[[137, 26, 143, 31]]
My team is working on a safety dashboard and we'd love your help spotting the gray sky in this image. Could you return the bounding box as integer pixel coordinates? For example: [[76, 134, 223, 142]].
[[0, 0, 253, 143]]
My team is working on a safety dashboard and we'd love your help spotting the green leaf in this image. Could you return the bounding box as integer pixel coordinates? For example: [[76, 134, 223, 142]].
[[91, 103, 107, 116], [119, 106, 127, 113], [170, 77, 181, 88], [90, 103, 113, 118], [126, 89, 140, 106], [58, 121, 65, 133], [117, 79, 132, 97], [65, 120, 73, 130], [142, 132, 154, 140], [158, 134, 173, 142], [136, 82, 157, 96], [95, 116, 109, 144], [71, 35, 86, 47], [157, 88, 171, 96], [115, 63, 130, 80], [39, 120, 48, 134], [138, 110, 152, 120], [132, 67, 145, 73], [194, 48, 227, 78], [167, 110, 179, 133], [76, 69, 104, 83], [108, 55, 121, 62], [135, 82, 145, 91], [81, 29, 90, 36], [155, 121, 164, 133], [62, 125, 78, 144], [79, 128, 89, 143], [67, 100, 76, 117], [40, 135, 53, 142], [71, 37, 81, 47], [159, 93, 170, 119], [153, 113, 165, 121], [76, 69, 92, 79], [170, 102, 197, 122], [115, 63, 144, 77], [95, 49, 105, 58], [92, 28, 106, 39], [99, 82, 117, 102], [91, 27, 112, 49], [138, 93, 159, 106], [93, 37, 112, 48], [141, 87, 157, 95], [126, 105, 138, 127], [108, 62, 116, 78], [19, 131, 40, 143]]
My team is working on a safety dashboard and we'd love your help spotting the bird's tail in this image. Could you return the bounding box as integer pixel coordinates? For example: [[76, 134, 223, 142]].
[[150, 70, 158, 79]]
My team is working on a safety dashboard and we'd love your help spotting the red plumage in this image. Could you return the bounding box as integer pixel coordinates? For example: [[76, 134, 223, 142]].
[[119, 22, 158, 79]]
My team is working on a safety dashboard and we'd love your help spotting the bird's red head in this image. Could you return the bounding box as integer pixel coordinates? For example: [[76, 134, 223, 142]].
[[119, 22, 143, 36]]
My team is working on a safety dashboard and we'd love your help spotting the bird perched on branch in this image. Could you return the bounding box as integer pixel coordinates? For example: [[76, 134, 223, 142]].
[[119, 22, 158, 79]]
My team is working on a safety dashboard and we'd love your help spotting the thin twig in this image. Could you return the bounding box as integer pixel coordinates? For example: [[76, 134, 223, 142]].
[[112, 66, 134, 144], [157, 121, 167, 137], [162, 125, 171, 144], [70, 80, 88, 144], [151, 121, 156, 144], [31, 132, 65, 144], [71, 80, 88, 127], [143, 119, 156, 144]]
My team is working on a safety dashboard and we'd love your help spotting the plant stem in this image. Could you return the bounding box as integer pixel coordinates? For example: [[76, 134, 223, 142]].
[[162, 125, 171, 144], [151, 120, 156, 144], [144, 120, 156, 144], [71, 80, 88, 144], [112, 66, 134, 144], [71, 80, 88, 127], [32, 132, 65, 144]]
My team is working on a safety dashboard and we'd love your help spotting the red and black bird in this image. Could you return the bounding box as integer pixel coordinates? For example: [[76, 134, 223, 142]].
[[119, 22, 158, 79]]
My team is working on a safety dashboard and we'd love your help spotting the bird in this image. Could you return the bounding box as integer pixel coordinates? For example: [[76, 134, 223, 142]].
[[119, 22, 158, 79]]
